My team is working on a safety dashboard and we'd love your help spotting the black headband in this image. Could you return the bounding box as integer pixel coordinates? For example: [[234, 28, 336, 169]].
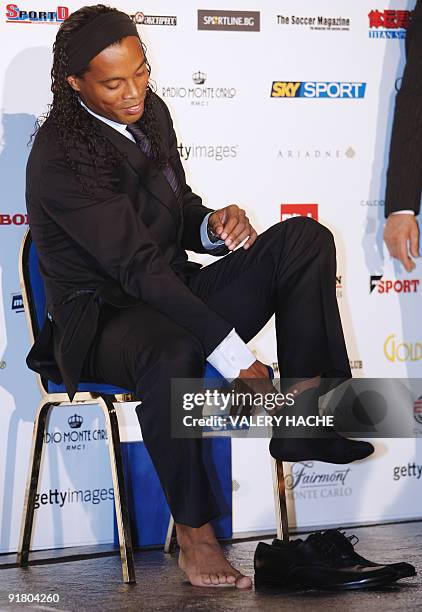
[[66, 11, 139, 75]]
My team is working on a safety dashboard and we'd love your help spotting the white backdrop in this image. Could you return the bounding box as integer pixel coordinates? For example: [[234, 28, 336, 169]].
[[1, 1, 422, 553]]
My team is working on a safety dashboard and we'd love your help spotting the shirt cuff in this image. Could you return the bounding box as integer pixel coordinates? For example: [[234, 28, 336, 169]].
[[200, 212, 226, 250], [207, 329, 256, 379], [390, 210, 415, 215]]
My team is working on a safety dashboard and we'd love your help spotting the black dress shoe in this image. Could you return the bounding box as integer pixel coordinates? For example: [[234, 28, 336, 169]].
[[255, 535, 398, 590], [318, 529, 416, 580], [269, 431, 374, 464]]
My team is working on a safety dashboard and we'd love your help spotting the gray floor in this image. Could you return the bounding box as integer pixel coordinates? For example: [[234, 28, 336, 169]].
[[0, 522, 420, 611]]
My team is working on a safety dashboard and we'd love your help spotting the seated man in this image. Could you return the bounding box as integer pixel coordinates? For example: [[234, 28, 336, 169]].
[[26, 5, 373, 588]]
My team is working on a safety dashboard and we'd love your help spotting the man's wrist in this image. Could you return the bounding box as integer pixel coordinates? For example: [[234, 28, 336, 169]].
[[207, 215, 223, 243]]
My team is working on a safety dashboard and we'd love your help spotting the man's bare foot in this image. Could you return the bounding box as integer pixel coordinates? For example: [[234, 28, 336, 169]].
[[176, 522, 252, 589]]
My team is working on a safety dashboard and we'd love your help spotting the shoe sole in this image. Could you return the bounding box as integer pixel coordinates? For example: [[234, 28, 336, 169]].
[[254, 573, 397, 591], [268, 450, 373, 464]]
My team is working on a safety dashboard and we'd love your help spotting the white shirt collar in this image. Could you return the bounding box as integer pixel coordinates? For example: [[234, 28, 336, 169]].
[[79, 98, 130, 139]]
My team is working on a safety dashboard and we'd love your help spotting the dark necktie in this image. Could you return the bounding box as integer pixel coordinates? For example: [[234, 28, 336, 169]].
[[126, 123, 182, 201]]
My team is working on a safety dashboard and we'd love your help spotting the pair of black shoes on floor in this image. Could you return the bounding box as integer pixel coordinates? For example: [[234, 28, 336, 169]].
[[254, 529, 416, 590]]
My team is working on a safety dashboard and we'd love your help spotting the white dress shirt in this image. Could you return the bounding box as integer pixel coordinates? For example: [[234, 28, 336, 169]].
[[79, 99, 256, 377]]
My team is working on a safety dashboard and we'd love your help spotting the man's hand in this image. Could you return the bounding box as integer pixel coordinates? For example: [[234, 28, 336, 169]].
[[238, 360, 269, 379], [384, 214, 420, 272], [238, 359, 274, 404], [231, 359, 275, 417], [209, 204, 257, 250]]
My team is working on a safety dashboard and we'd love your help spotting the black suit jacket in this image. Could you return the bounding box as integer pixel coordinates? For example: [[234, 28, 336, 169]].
[[25, 93, 231, 399], [385, 1, 422, 216]]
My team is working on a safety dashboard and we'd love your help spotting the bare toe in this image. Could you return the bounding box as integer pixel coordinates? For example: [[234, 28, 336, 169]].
[[218, 573, 228, 584], [201, 573, 212, 585], [235, 575, 253, 590], [210, 573, 220, 585]]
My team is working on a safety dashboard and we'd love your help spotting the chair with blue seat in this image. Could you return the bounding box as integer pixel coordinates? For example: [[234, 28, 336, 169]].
[[18, 229, 289, 583], [18, 229, 138, 583]]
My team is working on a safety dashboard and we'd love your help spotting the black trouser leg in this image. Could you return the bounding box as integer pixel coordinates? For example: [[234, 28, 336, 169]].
[[81, 304, 221, 527], [188, 218, 351, 385]]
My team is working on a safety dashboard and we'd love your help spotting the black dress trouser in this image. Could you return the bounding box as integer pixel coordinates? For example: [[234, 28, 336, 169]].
[[81, 218, 351, 527]]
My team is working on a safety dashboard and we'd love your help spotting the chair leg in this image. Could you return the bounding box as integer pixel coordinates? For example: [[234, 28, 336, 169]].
[[99, 396, 136, 584], [17, 399, 52, 566], [271, 458, 289, 542], [164, 514, 176, 554]]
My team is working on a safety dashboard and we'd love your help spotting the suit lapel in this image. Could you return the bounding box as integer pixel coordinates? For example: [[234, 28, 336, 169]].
[[95, 118, 180, 223]]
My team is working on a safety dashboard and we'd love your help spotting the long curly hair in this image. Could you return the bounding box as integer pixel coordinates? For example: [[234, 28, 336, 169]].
[[34, 4, 166, 189]]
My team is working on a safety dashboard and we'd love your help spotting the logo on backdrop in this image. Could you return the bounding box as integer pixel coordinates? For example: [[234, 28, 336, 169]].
[[198, 10, 260, 31], [368, 9, 411, 39], [370, 275, 420, 294], [68, 414, 83, 429], [177, 142, 238, 161], [384, 334, 422, 363], [360, 199, 384, 207], [271, 81, 366, 99], [277, 147, 356, 161], [393, 463, 422, 481], [0, 213, 28, 225], [193, 70, 206, 85], [130, 12, 177, 26], [350, 359, 363, 370], [11, 293, 24, 314], [276, 14, 350, 31], [285, 461, 353, 500], [161, 71, 237, 107], [336, 275, 343, 299], [280, 204, 318, 221], [413, 397, 422, 425], [44, 413, 108, 452], [5, 4, 69, 23], [35, 487, 114, 510]]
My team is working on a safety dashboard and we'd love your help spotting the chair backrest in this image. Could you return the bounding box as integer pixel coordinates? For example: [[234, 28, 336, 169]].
[[19, 229, 50, 394], [19, 230, 136, 397], [19, 229, 46, 342]]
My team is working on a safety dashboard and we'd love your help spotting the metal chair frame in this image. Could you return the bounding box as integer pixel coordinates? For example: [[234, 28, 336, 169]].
[[17, 230, 136, 583]]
